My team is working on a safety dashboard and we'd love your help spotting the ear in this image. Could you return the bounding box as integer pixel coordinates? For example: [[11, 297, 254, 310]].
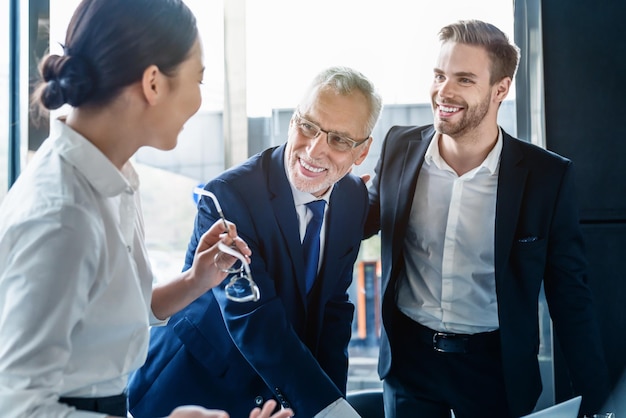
[[141, 65, 162, 106], [494, 76, 511, 103], [353, 137, 373, 166]]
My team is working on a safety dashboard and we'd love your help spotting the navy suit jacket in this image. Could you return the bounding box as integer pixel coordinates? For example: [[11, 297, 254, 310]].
[[364, 125, 610, 416], [129, 145, 368, 418]]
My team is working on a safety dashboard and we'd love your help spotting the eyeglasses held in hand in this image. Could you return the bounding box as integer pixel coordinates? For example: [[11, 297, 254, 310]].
[[217, 241, 260, 303], [193, 187, 260, 303], [293, 111, 370, 152]]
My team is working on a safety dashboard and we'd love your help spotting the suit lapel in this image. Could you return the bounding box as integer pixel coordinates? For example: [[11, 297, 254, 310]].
[[397, 127, 434, 222], [495, 133, 528, 283], [267, 145, 308, 301], [391, 127, 434, 266], [316, 181, 351, 299]]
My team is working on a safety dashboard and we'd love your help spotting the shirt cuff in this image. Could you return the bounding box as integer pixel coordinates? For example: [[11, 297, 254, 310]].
[[314, 398, 360, 418], [149, 309, 169, 327]]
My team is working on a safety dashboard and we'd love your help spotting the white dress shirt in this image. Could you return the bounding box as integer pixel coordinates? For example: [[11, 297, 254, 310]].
[[0, 119, 162, 417], [397, 130, 503, 334]]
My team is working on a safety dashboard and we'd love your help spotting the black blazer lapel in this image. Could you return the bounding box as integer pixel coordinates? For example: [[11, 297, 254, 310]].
[[390, 126, 434, 272], [495, 132, 529, 284], [316, 180, 357, 299]]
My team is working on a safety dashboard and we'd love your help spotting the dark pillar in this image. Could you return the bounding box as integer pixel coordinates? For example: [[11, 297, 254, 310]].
[[540, 0, 626, 410]]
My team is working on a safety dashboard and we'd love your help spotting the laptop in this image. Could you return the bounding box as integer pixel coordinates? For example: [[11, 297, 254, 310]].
[[520, 396, 582, 418]]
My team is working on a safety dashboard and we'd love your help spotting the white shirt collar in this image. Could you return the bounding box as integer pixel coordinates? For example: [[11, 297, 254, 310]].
[[51, 118, 139, 197], [425, 127, 503, 176]]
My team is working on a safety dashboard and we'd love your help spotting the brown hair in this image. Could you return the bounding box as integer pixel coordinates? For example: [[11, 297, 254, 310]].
[[438, 19, 520, 85]]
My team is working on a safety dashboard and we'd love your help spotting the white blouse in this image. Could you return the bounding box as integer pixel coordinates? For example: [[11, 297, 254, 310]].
[[0, 120, 161, 417]]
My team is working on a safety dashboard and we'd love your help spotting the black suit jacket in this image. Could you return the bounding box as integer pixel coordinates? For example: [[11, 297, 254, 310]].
[[129, 145, 368, 418], [364, 125, 610, 416]]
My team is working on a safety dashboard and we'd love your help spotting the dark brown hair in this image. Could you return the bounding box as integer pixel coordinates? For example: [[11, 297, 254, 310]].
[[32, 0, 198, 112]]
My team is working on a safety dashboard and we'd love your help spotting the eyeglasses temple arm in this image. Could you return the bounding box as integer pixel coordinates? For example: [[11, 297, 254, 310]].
[[193, 187, 229, 231]]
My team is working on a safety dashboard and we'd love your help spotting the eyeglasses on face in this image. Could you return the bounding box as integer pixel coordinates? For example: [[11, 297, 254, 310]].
[[293, 111, 370, 152]]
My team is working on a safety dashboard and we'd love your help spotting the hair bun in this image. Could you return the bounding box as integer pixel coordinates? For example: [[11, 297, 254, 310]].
[[39, 54, 95, 109], [60, 55, 95, 107], [41, 79, 66, 110]]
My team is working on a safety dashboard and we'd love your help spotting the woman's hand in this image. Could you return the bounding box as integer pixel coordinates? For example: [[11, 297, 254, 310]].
[[191, 219, 251, 292], [165, 399, 293, 418], [150, 219, 252, 319], [168, 405, 229, 418], [249, 400, 293, 418]]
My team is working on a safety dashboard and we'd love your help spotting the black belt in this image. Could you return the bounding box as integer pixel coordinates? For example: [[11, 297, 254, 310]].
[[59, 392, 127, 416], [398, 310, 500, 354]]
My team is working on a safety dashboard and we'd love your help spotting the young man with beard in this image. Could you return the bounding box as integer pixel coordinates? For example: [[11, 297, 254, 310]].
[[128, 66, 382, 418], [364, 20, 610, 418]]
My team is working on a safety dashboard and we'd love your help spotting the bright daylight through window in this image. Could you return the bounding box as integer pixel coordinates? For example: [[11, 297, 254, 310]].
[[14, 0, 515, 394]]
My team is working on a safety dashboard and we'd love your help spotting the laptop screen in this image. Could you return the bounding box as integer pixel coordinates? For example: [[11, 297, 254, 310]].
[[520, 396, 582, 418]]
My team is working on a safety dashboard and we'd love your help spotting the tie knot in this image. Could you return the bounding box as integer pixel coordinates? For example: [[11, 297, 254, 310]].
[[306, 200, 325, 221]]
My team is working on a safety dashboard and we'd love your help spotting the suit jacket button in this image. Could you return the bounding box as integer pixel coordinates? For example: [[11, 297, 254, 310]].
[[254, 396, 264, 406]]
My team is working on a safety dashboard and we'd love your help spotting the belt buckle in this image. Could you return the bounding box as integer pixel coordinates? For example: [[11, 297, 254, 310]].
[[432, 332, 468, 353]]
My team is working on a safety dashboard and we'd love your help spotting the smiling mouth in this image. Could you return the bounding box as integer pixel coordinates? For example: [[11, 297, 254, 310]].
[[299, 158, 326, 174], [438, 104, 463, 116]]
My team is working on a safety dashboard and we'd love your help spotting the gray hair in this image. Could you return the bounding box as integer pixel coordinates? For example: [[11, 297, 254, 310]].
[[301, 66, 383, 136]]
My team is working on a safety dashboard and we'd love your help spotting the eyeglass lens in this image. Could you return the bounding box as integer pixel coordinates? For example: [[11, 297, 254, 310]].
[[217, 240, 260, 303], [295, 114, 359, 152]]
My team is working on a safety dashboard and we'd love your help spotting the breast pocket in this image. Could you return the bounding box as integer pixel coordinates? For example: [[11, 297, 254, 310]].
[[510, 237, 548, 284]]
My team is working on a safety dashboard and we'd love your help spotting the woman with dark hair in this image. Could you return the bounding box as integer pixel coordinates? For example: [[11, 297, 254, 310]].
[[0, 0, 292, 417]]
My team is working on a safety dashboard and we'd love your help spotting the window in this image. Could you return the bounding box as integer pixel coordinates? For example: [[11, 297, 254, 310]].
[[17, 0, 528, 401], [245, 0, 517, 391], [246, 1, 516, 117], [134, 0, 227, 281], [45, 0, 227, 281], [1, 1, 10, 200]]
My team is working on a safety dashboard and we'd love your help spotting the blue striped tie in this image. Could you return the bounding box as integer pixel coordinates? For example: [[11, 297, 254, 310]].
[[303, 200, 325, 293]]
